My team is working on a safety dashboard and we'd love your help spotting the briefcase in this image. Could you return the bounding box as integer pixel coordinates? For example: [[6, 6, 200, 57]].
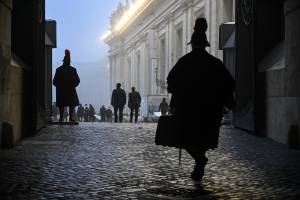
[[155, 115, 181, 148]]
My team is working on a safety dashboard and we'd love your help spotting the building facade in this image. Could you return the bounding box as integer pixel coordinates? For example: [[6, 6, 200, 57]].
[[104, 0, 235, 98]]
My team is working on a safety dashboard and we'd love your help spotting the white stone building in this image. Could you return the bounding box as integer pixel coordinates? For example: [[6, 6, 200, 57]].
[[104, 0, 235, 97]]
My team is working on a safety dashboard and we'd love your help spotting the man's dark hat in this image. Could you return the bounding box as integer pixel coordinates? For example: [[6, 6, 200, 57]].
[[63, 49, 71, 62], [187, 18, 210, 47]]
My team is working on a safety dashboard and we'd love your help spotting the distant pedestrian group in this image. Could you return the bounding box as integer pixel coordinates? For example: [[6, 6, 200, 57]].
[[111, 83, 141, 123], [98, 105, 112, 123], [76, 104, 96, 122]]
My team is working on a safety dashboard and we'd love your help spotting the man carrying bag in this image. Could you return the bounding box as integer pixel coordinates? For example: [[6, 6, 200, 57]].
[[155, 18, 235, 182]]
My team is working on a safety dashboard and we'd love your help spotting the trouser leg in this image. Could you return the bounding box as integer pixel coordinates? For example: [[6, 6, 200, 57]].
[[114, 107, 118, 123], [130, 108, 133, 122], [185, 146, 208, 181], [59, 107, 64, 121], [134, 107, 139, 123], [119, 107, 123, 123], [69, 106, 74, 120]]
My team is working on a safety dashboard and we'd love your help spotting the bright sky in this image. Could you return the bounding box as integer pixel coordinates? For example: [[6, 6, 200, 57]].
[[46, 0, 127, 108], [46, 0, 126, 65]]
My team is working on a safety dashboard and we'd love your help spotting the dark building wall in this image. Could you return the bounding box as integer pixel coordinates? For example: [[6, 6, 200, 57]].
[[0, 0, 14, 144], [254, 0, 285, 138], [45, 20, 57, 122], [234, 0, 255, 131], [0, 0, 46, 147], [236, 0, 300, 146]]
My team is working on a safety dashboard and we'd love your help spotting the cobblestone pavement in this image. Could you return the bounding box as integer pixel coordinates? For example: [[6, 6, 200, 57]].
[[0, 123, 300, 200]]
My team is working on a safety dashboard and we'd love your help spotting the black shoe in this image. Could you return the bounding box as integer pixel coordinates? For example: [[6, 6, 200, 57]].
[[191, 165, 204, 182]]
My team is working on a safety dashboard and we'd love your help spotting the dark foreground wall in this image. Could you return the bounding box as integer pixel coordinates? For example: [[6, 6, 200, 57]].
[[0, 0, 46, 147], [236, 0, 300, 147]]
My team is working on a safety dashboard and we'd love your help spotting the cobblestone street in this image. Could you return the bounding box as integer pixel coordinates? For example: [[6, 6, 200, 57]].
[[0, 123, 300, 199]]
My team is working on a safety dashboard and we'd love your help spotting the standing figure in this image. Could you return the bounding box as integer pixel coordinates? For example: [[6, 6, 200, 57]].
[[52, 102, 59, 121], [159, 98, 169, 116], [63, 107, 69, 122], [106, 107, 113, 123], [100, 105, 106, 122], [77, 104, 84, 122], [89, 104, 95, 122], [128, 87, 141, 123], [111, 83, 126, 123], [53, 49, 80, 122], [166, 18, 235, 182], [84, 105, 89, 122]]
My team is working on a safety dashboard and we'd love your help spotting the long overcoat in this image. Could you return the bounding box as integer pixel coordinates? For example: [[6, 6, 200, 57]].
[[128, 91, 141, 109], [53, 65, 80, 107], [111, 88, 126, 108], [167, 48, 234, 149]]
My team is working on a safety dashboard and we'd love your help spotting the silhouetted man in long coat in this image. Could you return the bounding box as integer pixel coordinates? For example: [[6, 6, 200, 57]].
[[167, 18, 235, 182], [128, 87, 141, 123], [111, 83, 126, 123], [53, 49, 80, 122]]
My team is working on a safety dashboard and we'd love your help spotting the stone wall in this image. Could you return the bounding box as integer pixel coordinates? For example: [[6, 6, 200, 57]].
[[0, 0, 41, 147], [255, 0, 300, 147], [0, 1, 11, 145]]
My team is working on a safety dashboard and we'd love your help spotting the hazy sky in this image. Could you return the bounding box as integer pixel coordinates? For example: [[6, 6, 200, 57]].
[[46, 0, 127, 108], [46, 0, 126, 65]]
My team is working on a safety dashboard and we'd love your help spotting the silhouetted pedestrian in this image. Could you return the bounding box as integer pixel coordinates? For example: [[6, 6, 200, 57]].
[[100, 105, 106, 122], [167, 18, 235, 182], [84, 105, 89, 122], [111, 83, 126, 123], [89, 104, 95, 122], [159, 98, 169, 116], [77, 104, 84, 122], [128, 87, 141, 123], [106, 107, 113, 123], [52, 102, 59, 121], [63, 107, 68, 122], [53, 49, 80, 122]]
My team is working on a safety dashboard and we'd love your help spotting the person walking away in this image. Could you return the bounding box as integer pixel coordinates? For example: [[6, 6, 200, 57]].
[[52, 102, 59, 121], [167, 18, 235, 182], [128, 87, 141, 123], [159, 98, 169, 116], [111, 83, 126, 123], [89, 104, 95, 122], [106, 107, 113, 123], [77, 104, 84, 122], [53, 49, 80, 122], [63, 107, 69, 122], [84, 105, 89, 122], [100, 105, 106, 122]]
